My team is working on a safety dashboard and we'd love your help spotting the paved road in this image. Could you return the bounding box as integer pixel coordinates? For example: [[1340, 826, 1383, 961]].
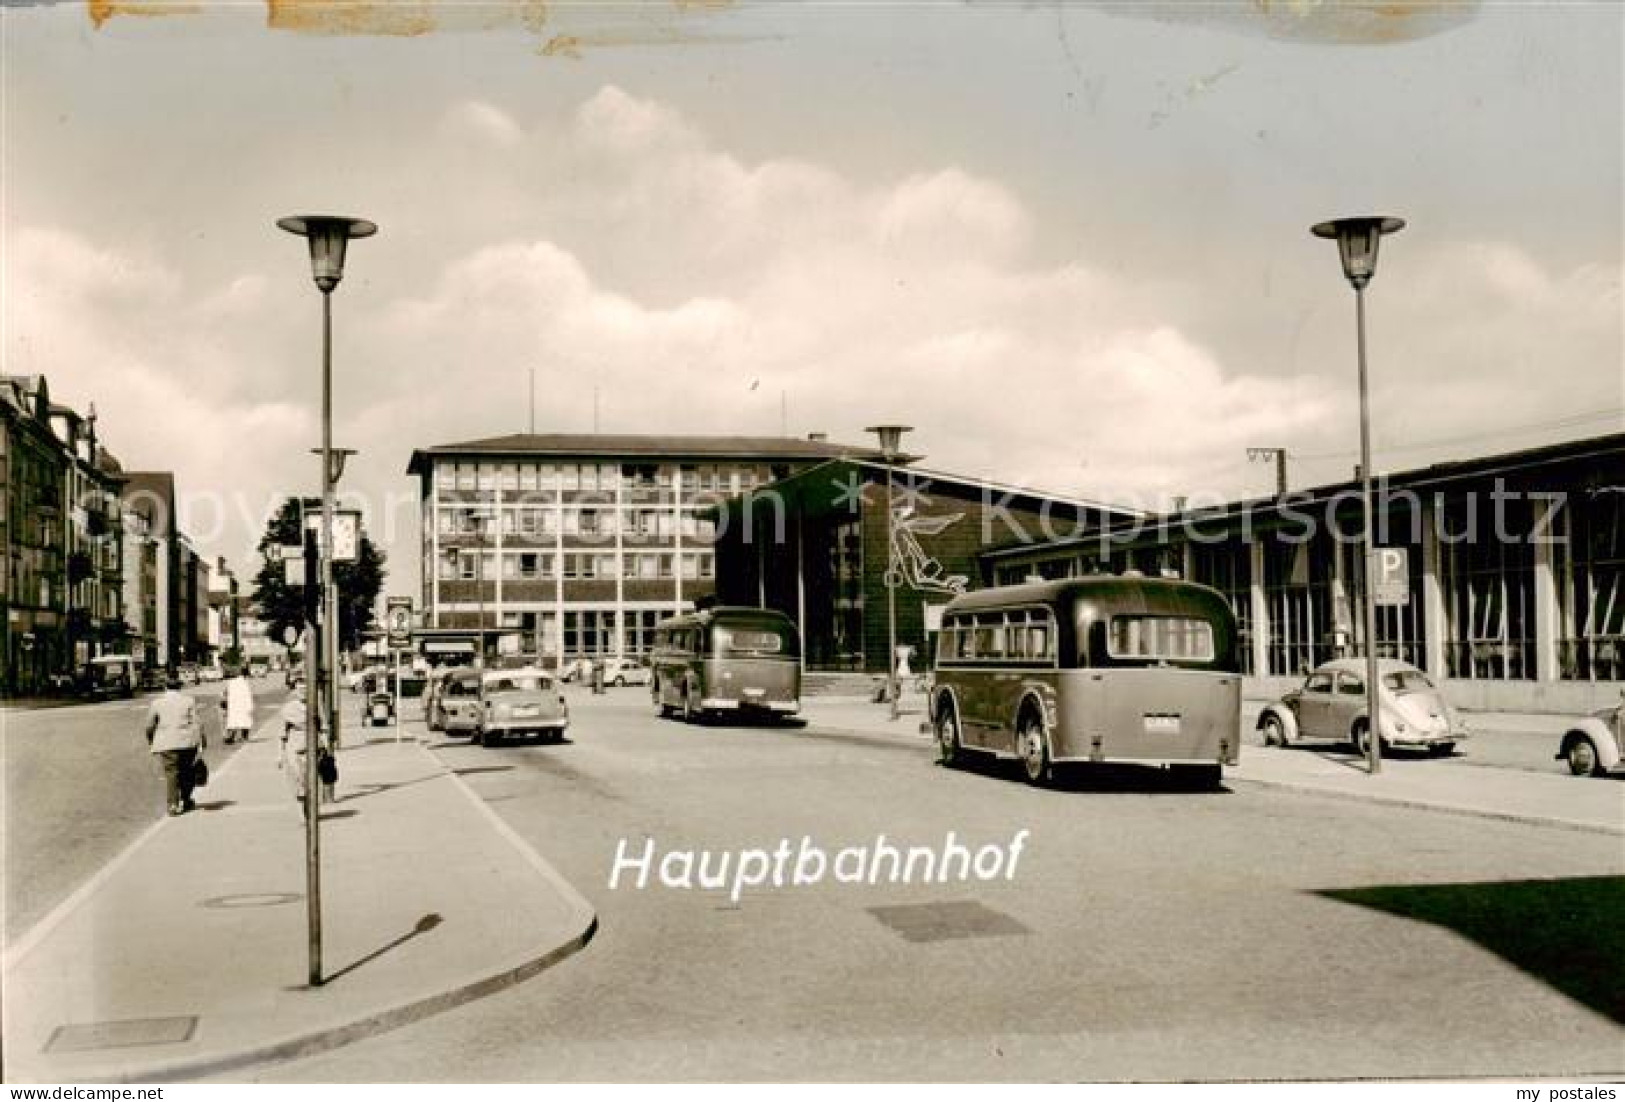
[[253, 689, 1624, 1083], [2, 682, 284, 942]]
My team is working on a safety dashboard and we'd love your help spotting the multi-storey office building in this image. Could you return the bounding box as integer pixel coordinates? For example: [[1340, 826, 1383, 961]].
[[406, 434, 879, 665]]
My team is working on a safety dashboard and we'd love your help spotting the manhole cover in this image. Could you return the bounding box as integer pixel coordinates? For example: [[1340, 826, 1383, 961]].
[[200, 892, 303, 910], [867, 899, 1031, 943], [45, 1016, 197, 1053]]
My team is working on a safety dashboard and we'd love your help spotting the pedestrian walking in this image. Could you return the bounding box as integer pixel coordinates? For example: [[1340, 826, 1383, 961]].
[[279, 682, 336, 804], [223, 671, 255, 744], [145, 673, 205, 816]]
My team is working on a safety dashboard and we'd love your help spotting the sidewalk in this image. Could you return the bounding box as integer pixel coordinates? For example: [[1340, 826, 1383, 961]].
[[799, 698, 1625, 837], [2, 714, 596, 1084]]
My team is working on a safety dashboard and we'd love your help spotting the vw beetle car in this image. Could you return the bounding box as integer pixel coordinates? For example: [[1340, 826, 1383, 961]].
[[1556, 694, 1625, 777], [475, 667, 568, 747], [1258, 658, 1468, 757], [435, 667, 485, 738]]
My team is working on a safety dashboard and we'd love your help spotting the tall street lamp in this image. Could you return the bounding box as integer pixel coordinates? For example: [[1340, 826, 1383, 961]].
[[278, 213, 375, 986], [866, 424, 912, 721], [1312, 214, 1403, 776]]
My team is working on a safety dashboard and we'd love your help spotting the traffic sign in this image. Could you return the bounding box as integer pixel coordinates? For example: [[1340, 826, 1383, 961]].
[[385, 595, 413, 649], [1372, 547, 1409, 607], [302, 509, 361, 563]]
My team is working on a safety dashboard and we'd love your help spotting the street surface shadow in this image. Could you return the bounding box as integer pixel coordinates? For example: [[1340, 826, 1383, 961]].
[[193, 800, 236, 812], [323, 913, 444, 985], [339, 772, 447, 802], [1319, 875, 1625, 1025], [945, 755, 1231, 794], [452, 765, 516, 776], [318, 808, 359, 821]]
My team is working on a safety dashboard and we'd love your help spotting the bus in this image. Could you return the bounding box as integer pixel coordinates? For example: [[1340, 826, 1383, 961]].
[[650, 607, 802, 723], [929, 576, 1241, 788]]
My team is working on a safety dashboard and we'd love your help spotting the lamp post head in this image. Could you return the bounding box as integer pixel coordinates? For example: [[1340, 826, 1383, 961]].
[[1312, 216, 1404, 290], [865, 424, 913, 461], [277, 215, 377, 293]]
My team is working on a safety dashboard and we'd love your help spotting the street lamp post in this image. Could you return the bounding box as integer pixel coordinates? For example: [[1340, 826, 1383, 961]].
[[1312, 215, 1404, 777], [866, 425, 912, 721], [278, 213, 375, 986]]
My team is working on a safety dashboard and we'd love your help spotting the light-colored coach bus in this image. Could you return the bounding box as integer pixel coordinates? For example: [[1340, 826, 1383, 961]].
[[930, 576, 1242, 788], [650, 607, 802, 723]]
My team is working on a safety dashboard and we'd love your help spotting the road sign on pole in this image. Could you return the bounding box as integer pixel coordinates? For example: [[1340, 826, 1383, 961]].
[[1372, 547, 1409, 607], [385, 596, 413, 650]]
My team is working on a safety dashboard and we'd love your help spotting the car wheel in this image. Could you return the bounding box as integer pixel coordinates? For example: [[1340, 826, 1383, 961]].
[[935, 702, 963, 767], [1017, 708, 1050, 786], [613, 675, 626, 687], [1428, 742, 1455, 758], [1565, 735, 1601, 777], [1261, 714, 1286, 748], [1352, 719, 1383, 759]]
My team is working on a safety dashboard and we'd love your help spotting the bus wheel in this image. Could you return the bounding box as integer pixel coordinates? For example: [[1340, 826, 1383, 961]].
[[652, 679, 670, 717], [682, 686, 700, 724], [1017, 711, 1050, 786], [1565, 734, 1600, 776], [935, 704, 963, 767]]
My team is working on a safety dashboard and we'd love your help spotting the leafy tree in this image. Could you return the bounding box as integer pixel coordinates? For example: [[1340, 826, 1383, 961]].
[[251, 498, 386, 653]]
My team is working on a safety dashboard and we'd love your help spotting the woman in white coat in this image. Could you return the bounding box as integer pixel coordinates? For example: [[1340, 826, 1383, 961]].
[[223, 673, 255, 744]]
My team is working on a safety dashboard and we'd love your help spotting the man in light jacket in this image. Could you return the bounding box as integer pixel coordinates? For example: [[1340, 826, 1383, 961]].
[[146, 673, 205, 815]]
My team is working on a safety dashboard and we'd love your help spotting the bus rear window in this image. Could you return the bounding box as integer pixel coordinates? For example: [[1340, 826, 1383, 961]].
[[716, 628, 785, 655], [1108, 616, 1215, 662]]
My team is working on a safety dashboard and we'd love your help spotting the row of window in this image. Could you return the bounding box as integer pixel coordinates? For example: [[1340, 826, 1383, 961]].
[[436, 507, 719, 541], [438, 550, 715, 582], [434, 461, 783, 494], [939, 609, 1057, 665]]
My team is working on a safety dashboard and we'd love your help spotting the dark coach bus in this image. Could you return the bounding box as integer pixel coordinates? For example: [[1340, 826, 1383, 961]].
[[930, 576, 1242, 788], [650, 607, 802, 723]]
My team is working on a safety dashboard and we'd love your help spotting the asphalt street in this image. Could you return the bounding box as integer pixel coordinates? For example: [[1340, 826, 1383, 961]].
[[2, 681, 281, 941], [233, 688, 1624, 1083]]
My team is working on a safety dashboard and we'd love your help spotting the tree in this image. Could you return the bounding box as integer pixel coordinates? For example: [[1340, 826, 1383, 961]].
[[251, 498, 386, 653]]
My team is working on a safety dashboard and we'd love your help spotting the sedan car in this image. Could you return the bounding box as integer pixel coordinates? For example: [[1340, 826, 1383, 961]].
[[476, 668, 568, 747], [601, 657, 652, 687], [1556, 695, 1625, 777], [1257, 658, 1469, 757]]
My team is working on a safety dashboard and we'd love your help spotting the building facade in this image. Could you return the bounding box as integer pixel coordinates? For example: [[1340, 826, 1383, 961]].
[[982, 434, 1625, 712], [713, 459, 1140, 673], [0, 376, 127, 694], [406, 434, 880, 665]]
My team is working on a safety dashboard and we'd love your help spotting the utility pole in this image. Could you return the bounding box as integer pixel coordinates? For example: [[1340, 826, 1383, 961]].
[[1247, 447, 1288, 496]]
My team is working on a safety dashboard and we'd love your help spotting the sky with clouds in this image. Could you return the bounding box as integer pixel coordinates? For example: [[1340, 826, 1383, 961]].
[[3, 1, 1620, 595]]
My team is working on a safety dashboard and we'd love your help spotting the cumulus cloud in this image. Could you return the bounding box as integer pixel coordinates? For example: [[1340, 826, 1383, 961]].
[[5, 84, 1618, 583]]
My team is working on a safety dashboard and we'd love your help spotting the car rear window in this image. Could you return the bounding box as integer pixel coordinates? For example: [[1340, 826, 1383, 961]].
[[486, 675, 550, 693], [716, 629, 785, 655]]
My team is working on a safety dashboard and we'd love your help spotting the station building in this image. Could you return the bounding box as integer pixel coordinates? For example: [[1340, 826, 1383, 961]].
[[977, 433, 1624, 713], [711, 458, 1139, 674]]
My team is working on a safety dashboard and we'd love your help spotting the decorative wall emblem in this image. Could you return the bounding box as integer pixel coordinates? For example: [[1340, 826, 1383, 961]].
[[886, 510, 968, 596]]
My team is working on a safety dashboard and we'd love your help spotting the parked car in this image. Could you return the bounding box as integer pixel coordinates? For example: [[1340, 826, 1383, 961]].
[[435, 667, 485, 737], [475, 667, 568, 747], [601, 657, 652, 687], [247, 657, 271, 679], [177, 662, 201, 685], [1556, 695, 1625, 777], [556, 657, 594, 683], [139, 666, 168, 692], [1257, 658, 1469, 757], [200, 664, 224, 683], [423, 666, 469, 731], [79, 655, 137, 700]]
